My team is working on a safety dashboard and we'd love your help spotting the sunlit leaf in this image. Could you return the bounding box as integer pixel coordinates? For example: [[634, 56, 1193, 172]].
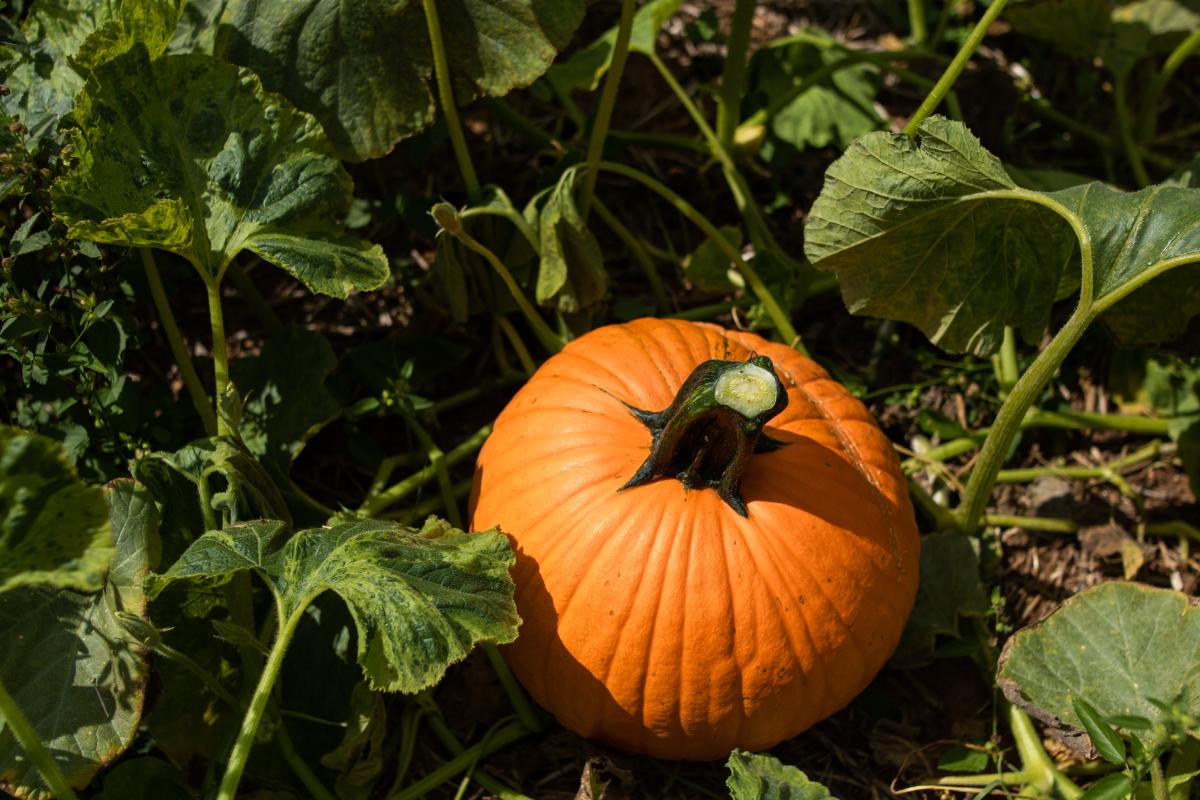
[[217, 0, 586, 161], [0, 480, 157, 799], [998, 582, 1200, 749], [726, 750, 837, 800], [147, 517, 519, 692], [804, 117, 1200, 356], [52, 46, 389, 296], [0, 424, 113, 593]]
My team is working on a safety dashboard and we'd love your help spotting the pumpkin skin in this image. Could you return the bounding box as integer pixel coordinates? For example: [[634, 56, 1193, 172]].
[[469, 318, 919, 760]]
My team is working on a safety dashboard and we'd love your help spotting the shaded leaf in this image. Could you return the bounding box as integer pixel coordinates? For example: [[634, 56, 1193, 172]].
[[684, 225, 742, 292], [0, 424, 113, 593], [320, 682, 387, 799], [91, 757, 192, 800], [726, 750, 837, 800], [52, 46, 389, 296], [435, 232, 473, 323], [547, 0, 682, 93], [533, 168, 606, 313], [804, 117, 1200, 356], [747, 30, 882, 151], [217, 0, 585, 161], [937, 744, 990, 773], [72, 0, 185, 71], [0, 480, 156, 799], [998, 582, 1200, 749], [231, 327, 342, 475], [894, 532, 990, 664], [147, 517, 519, 693]]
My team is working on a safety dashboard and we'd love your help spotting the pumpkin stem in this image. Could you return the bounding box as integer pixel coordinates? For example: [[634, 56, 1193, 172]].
[[620, 355, 788, 516]]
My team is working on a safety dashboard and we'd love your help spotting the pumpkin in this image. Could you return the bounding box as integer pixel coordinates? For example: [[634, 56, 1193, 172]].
[[470, 318, 919, 760]]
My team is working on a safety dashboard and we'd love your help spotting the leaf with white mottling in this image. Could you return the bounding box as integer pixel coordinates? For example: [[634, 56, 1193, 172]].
[[147, 517, 519, 692]]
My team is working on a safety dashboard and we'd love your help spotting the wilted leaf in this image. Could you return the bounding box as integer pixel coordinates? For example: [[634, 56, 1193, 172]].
[[52, 46, 389, 296], [998, 582, 1200, 749], [217, 0, 585, 161], [726, 750, 837, 800], [0, 424, 113, 593], [547, 0, 682, 93], [894, 532, 990, 664], [147, 517, 519, 693], [533, 168, 607, 313], [0, 480, 157, 799], [804, 117, 1200, 356]]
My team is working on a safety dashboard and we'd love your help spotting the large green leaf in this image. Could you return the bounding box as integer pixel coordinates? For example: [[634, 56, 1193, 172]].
[[726, 750, 838, 800], [997, 582, 1200, 748], [894, 532, 990, 664], [0, 424, 113, 593], [531, 168, 607, 313], [546, 0, 682, 93], [52, 46, 389, 296], [804, 117, 1200, 356], [747, 31, 883, 151], [71, 0, 185, 72], [216, 0, 586, 162], [230, 327, 342, 475], [0, 480, 157, 799], [147, 517, 519, 692]]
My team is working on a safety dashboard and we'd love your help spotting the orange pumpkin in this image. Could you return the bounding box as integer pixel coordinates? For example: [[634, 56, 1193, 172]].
[[470, 318, 919, 760]]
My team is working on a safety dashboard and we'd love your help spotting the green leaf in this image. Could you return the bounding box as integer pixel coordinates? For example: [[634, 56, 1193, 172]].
[[52, 46, 389, 296], [319, 681, 387, 798], [804, 117, 1200, 356], [726, 750, 838, 800], [747, 30, 883, 151], [533, 168, 607, 313], [937, 744, 991, 773], [147, 517, 520, 693], [434, 232, 473, 323], [135, 436, 291, 527], [216, 0, 585, 161], [230, 327, 342, 476], [1072, 697, 1127, 765], [1080, 772, 1134, 800], [546, 0, 682, 93], [72, 0, 185, 72], [0, 424, 113, 593], [92, 758, 192, 800], [684, 225, 743, 292], [0, 480, 156, 799], [997, 582, 1200, 749], [893, 532, 990, 664]]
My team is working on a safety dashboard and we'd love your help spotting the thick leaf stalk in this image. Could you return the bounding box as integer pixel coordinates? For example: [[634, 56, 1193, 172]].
[[422, 0, 480, 198], [579, 0, 636, 217], [716, 0, 757, 149], [0, 676, 81, 800], [216, 603, 306, 800]]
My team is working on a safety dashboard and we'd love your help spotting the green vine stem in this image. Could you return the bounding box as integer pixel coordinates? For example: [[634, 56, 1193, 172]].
[[0, 677, 81, 800], [494, 314, 537, 376], [422, 0, 480, 199], [402, 409, 462, 528], [361, 423, 492, 515], [216, 602, 306, 800], [907, 0, 928, 45], [983, 514, 1078, 533], [423, 711, 533, 800], [585, 160, 804, 352], [716, 0, 757, 149], [591, 195, 672, 312], [1114, 73, 1151, 188], [140, 249, 218, 436], [277, 722, 338, 800], [956, 302, 1093, 533], [578, 0, 635, 218], [432, 204, 564, 355], [482, 643, 543, 733], [204, 278, 232, 436], [1011, 703, 1082, 798], [388, 716, 532, 800], [904, 0, 1009, 134], [1137, 28, 1200, 141], [995, 440, 1167, 484]]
